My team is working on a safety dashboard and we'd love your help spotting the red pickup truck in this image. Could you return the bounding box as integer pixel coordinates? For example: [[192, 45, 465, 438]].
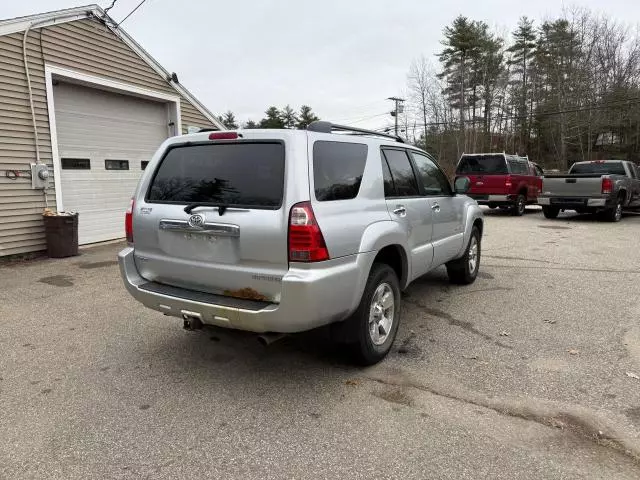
[[455, 153, 543, 216]]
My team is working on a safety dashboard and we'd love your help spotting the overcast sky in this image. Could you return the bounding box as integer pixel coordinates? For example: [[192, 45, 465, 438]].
[[3, 0, 640, 129]]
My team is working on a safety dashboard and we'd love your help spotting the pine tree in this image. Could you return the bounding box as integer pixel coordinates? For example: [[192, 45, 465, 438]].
[[218, 110, 238, 129], [507, 17, 537, 151], [259, 107, 285, 129], [534, 19, 582, 168], [281, 105, 298, 129], [296, 105, 320, 129]]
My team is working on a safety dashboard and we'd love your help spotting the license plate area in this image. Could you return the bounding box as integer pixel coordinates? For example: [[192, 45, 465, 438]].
[[551, 198, 587, 205]]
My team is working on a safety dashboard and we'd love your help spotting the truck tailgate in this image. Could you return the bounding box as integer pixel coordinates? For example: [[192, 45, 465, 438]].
[[542, 175, 603, 197]]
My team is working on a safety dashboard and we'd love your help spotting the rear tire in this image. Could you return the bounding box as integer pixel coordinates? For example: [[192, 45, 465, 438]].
[[447, 226, 481, 285], [542, 206, 560, 219], [602, 196, 623, 222], [345, 263, 401, 366], [512, 194, 526, 216]]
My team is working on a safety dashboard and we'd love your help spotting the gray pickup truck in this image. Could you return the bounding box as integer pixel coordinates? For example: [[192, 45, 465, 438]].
[[538, 160, 640, 221]]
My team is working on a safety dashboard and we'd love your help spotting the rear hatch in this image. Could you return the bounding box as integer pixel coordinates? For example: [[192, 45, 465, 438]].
[[455, 154, 510, 195], [132, 138, 290, 303]]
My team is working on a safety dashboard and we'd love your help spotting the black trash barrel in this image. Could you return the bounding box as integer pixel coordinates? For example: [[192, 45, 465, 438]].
[[43, 213, 79, 258]]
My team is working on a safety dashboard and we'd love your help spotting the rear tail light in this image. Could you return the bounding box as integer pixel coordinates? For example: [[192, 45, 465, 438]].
[[125, 198, 134, 244], [602, 177, 613, 194], [288, 202, 329, 262], [505, 175, 512, 188]]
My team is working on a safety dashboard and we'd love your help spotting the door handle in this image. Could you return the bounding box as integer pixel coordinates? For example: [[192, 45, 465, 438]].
[[393, 206, 407, 217], [431, 203, 441, 213]]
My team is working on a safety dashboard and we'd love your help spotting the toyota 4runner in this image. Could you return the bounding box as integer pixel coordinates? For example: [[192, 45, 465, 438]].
[[118, 122, 484, 364]]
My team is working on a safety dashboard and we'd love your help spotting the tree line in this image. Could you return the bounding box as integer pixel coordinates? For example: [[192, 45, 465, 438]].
[[404, 7, 640, 172], [218, 105, 320, 130]]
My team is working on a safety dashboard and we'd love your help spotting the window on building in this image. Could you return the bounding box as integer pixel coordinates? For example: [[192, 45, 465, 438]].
[[61, 158, 90, 170], [105, 160, 130, 171]]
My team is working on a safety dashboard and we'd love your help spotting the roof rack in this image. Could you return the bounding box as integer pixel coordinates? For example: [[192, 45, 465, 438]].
[[307, 121, 404, 143]]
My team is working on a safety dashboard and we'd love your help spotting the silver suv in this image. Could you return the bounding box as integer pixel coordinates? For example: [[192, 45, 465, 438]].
[[118, 122, 483, 364]]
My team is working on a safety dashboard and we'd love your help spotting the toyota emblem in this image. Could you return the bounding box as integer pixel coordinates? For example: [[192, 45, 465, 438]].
[[188, 213, 205, 228]]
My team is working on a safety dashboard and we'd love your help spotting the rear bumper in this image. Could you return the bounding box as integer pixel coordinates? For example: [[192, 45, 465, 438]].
[[538, 196, 607, 208], [118, 247, 374, 333]]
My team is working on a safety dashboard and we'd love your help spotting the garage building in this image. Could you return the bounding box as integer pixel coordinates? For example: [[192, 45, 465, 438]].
[[0, 5, 224, 256]]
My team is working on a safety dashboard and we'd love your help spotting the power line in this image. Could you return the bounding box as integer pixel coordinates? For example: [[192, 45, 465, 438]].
[[330, 103, 391, 122], [335, 112, 390, 125], [384, 96, 640, 130], [103, 0, 118, 15], [116, 0, 147, 27]]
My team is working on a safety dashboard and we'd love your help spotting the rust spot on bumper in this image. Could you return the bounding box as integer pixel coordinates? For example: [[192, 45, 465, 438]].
[[223, 287, 269, 302]]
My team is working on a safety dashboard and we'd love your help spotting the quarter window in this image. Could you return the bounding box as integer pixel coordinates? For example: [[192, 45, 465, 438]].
[[409, 152, 452, 196], [313, 141, 368, 201], [382, 149, 420, 197]]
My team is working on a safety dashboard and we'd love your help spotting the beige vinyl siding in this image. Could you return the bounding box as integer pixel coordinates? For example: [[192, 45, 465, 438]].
[[0, 28, 54, 256], [0, 17, 215, 256]]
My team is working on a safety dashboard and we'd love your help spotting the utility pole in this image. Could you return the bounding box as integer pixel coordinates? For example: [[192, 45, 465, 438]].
[[387, 97, 405, 136]]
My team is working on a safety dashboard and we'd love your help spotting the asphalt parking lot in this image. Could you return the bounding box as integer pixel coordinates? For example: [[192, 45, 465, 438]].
[[1, 208, 640, 479]]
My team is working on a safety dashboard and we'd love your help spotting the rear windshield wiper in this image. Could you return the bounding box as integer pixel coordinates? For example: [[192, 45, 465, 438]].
[[183, 203, 230, 215]]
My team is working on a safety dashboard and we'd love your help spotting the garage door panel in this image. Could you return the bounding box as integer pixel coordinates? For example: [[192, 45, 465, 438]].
[[54, 82, 168, 244], [56, 119, 166, 152]]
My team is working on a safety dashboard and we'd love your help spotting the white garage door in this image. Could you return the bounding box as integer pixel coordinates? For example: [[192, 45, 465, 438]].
[[54, 82, 168, 244]]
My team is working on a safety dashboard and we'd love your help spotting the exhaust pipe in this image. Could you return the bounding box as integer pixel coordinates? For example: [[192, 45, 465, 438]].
[[183, 314, 203, 331], [257, 332, 287, 346]]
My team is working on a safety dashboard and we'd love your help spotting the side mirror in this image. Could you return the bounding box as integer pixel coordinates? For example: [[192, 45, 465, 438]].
[[454, 176, 471, 194]]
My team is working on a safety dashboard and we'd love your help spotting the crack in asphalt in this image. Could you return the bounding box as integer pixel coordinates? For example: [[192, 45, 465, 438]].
[[404, 297, 514, 349], [363, 372, 640, 464], [484, 264, 640, 274], [484, 254, 561, 265]]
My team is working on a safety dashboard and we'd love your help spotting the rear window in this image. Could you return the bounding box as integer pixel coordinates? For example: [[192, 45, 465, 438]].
[[508, 159, 529, 174], [570, 162, 626, 175], [313, 141, 367, 201], [147, 142, 285, 208], [456, 155, 508, 175]]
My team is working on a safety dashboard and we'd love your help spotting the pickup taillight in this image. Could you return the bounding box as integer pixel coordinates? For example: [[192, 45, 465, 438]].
[[505, 175, 512, 188], [601, 177, 613, 195]]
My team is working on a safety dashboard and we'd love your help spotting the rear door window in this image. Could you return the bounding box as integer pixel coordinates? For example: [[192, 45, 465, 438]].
[[147, 142, 285, 208], [456, 155, 508, 174], [382, 149, 420, 197], [409, 152, 452, 196], [313, 141, 368, 201]]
